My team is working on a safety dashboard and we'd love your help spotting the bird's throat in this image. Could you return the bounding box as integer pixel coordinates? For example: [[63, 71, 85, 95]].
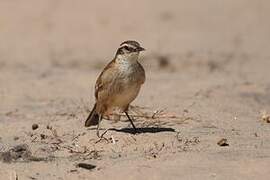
[[115, 53, 139, 65]]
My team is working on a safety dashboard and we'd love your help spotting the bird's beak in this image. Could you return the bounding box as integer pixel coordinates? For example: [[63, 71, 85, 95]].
[[137, 46, 145, 51]]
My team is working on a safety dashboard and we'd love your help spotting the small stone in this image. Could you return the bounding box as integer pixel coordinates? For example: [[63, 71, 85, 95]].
[[76, 163, 96, 170], [40, 134, 46, 140], [32, 124, 39, 130], [46, 125, 52, 130], [262, 115, 270, 123], [261, 111, 270, 123], [217, 138, 229, 146]]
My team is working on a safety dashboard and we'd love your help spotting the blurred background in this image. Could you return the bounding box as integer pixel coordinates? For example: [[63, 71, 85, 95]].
[[1, 0, 270, 111], [0, 0, 269, 68]]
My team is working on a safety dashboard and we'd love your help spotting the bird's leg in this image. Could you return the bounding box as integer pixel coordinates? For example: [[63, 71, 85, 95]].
[[96, 115, 102, 137], [95, 128, 110, 143], [124, 112, 138, 134], [95, 116, 110, 143]]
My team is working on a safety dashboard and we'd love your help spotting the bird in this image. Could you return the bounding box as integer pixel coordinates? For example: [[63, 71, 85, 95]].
[[85, 40, 146, 137]]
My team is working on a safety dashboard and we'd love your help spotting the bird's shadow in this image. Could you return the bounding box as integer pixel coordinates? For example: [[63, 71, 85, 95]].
[[110, 127, 175, 134]]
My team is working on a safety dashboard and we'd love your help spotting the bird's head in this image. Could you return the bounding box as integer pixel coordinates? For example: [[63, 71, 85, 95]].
[[115, 40, 145, 63]]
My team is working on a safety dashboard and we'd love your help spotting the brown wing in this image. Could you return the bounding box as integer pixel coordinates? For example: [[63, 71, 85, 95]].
[[137, 62, 146, 84], [94, 59, 116, 100]]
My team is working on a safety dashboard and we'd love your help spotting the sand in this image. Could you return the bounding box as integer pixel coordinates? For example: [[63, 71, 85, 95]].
[[1, 0, 270, 179]]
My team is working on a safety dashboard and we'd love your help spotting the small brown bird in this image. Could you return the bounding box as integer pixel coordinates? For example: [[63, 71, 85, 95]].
[[85, 40, 146, 137]]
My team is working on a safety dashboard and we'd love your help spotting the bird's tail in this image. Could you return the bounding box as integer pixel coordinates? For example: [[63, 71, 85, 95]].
[[85, 103, 99, 127]]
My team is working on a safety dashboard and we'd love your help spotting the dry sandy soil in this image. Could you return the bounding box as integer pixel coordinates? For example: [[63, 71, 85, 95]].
[[1, 0, 270, 179]]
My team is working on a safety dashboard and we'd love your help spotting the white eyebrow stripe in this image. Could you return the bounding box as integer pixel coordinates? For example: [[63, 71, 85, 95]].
[[120, 43, 136, 49]]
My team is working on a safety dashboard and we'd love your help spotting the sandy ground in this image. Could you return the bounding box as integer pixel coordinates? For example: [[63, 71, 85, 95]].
[[1, 0, 270, 179]]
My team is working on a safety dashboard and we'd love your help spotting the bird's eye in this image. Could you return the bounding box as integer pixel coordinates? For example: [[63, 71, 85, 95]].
[[123, 46, 133, 52]]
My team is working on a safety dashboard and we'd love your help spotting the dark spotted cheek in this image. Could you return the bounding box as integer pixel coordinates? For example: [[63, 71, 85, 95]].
[[116, 49, 124, 55]]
